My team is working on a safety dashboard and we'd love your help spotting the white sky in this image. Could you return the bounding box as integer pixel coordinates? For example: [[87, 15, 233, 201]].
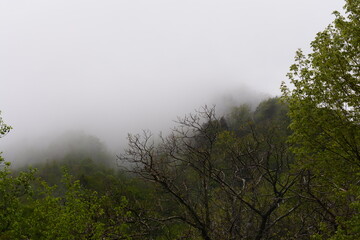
[[0, 0, 344, 154]]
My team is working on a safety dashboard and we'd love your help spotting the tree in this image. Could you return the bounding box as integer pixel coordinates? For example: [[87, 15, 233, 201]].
[[24, 171, 132, 240], [0, 111, 35, 239], [0, 112, 133, 239], [0, 111, 11, 140], [119, 103, 301, 239], [282, 0, 360, 237]]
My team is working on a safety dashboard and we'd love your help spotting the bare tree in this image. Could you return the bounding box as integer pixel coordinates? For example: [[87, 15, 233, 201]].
[[118, 106, 300, 239]]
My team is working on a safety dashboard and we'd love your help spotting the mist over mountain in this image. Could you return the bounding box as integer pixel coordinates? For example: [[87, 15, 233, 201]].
[[2, 88, 267, 167], [3, 130, 114, 168], [1, 1, 358, 239], [0, 0, 342, 166]]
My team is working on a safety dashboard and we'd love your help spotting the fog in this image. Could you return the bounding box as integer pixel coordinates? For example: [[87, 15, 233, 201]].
[[0, 0, 343, 164]]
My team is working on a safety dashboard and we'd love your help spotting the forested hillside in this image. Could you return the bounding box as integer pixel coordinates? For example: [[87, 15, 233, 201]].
[[1, 0, 359, 239]]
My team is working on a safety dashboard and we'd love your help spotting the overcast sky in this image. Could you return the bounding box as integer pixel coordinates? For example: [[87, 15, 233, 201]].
[[0, 0, 344, 156]]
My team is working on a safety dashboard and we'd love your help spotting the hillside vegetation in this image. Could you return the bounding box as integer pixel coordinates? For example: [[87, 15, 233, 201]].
[[1, 0, 359, 239]]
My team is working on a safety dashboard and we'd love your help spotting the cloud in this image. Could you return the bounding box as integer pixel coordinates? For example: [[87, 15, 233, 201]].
[[0, 0, 344, 163]]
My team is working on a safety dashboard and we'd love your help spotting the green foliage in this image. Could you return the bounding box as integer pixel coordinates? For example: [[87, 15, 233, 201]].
[[254, 98, 289, 125], [226, 104, 252, 134], [0, 111, 12, 138], [2, 3, 359, 234], [0, 159, 36, 239], [26, 170, 131, 240], [282, 0, 360, 237], [34, 156, 118, 193], [0, 160, 131, 239]]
